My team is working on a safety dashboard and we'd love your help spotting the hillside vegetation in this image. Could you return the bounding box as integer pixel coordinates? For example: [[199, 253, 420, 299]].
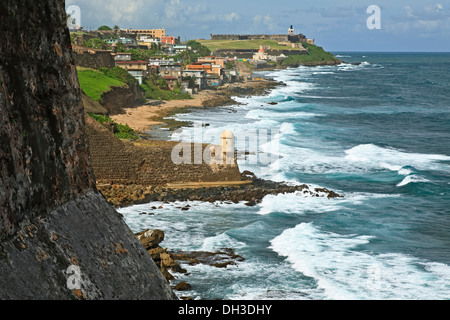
[[88, 113, 139, 141], [281, 42, 340, 66], [197, 39, 340, 66]]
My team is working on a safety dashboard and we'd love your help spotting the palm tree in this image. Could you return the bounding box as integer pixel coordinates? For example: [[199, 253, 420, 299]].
[[113, 25, 120, 36]]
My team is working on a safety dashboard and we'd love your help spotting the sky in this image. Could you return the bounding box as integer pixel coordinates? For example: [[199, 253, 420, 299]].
[[66, 0, 450, 52]]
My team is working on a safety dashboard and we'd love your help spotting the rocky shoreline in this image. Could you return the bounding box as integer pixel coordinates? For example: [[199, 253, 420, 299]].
[[98, 171, 342, 209], [100, 66, 344, 300], [135, 227, 246, 300], [146, 78, 285, 133]]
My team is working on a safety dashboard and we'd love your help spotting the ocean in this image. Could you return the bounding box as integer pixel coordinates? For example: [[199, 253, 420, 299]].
[[118, 53, 450, 300]]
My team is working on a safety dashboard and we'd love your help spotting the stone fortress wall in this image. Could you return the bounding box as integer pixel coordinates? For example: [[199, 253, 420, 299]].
[[210, 34, 307, 43], [213, 48, 308, 59], [85, 116, 242, 186]]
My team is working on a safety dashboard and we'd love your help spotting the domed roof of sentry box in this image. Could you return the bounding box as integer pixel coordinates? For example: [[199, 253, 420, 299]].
[[221, 130, 235, 139]]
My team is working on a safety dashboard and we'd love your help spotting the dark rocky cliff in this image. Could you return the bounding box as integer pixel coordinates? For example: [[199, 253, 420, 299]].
[[0, 0, 176, 299], [100, 85, 145, 115]]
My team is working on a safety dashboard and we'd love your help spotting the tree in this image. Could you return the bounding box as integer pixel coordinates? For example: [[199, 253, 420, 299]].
[[116, 42, 126, 53], [98, 25, 112, 31], [183, 75, 197, 88], [225, 60, 235, 69], [113, 25, 120, 36], [85, 38, 108, 49], [186, 40, 211, 57], [173, 50, 197, 66]]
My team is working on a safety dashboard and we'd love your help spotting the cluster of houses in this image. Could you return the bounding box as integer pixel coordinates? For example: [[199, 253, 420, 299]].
[[109, 46, 239, 93], [73, 28, 253, 93], [113, 53, 239, 93], [104, 28, 189, 54], [91, 29, 240, 92]]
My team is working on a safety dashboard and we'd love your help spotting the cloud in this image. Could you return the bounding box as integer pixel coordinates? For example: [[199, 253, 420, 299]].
[[253, 15, 278, 32], [404, 6, 415, 18], [386, 3, 450, 36], [224, 12, 240, 22], [165, 0, 182, 20], [319, 6, 356, 18], [425, 3, 444, 14]]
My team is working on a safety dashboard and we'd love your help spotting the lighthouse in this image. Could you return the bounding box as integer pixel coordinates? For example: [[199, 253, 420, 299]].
[[288, 25, 295, 36]]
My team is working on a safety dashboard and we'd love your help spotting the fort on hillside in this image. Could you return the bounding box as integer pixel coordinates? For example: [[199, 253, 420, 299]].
[[210, 25, 315, 45]]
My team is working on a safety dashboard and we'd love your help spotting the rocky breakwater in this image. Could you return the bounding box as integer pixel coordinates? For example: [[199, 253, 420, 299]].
[[98, 171, 342, 208], [136, 228, 245, 298]]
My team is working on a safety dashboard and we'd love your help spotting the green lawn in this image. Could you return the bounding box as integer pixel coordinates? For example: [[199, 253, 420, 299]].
[[77, 68, 126, 101], [196, 39, 300, 52]]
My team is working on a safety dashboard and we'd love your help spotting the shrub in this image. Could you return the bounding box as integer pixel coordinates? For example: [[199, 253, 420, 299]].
[[88, 113, 139, 141], [84, 38, 108, 49], [140, 80, 192, 101], [99, 67, 138, 87]]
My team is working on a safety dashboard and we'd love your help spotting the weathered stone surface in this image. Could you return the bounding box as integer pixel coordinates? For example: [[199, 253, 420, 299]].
[[136, 229, 165, 250], [170, 248, 245, 269], [0, 0, 95, 240], [100, 85, 145, 115], [0, 192, 176, 299], [174, 282, 192, 291], [0, 0, 176, 300]]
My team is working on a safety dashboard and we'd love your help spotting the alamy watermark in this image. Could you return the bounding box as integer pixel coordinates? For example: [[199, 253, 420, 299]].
[[170, 122, 280, 169], [66, 264, 83, 290], [66, 5, 82, 31], [367, 5, 381, 30]]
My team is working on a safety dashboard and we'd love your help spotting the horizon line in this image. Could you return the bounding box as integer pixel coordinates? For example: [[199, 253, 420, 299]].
[[329, 51, 450, 53]]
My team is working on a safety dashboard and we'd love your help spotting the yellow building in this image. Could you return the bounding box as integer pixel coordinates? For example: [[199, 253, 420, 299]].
[[116, 60, 148, 71], [137, 38, 160, 49], [197, 56, 225, 68], [124, 28, 166, 39]]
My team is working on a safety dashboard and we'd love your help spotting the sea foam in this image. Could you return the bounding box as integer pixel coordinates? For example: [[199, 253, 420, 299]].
[[270, 223, 450, 300], [345, 144, 450, 173]]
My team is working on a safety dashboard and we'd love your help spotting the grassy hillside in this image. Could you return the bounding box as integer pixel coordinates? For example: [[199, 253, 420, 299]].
[[197, 39, 299, 52], [197, 39, 340, 66], [281, 42, 340, 66], [77, 67, 127, 101]]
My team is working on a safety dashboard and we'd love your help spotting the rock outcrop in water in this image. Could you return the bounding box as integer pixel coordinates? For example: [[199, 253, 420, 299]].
[[0, 0, 175, 300], [98, 172, 342, 208]]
